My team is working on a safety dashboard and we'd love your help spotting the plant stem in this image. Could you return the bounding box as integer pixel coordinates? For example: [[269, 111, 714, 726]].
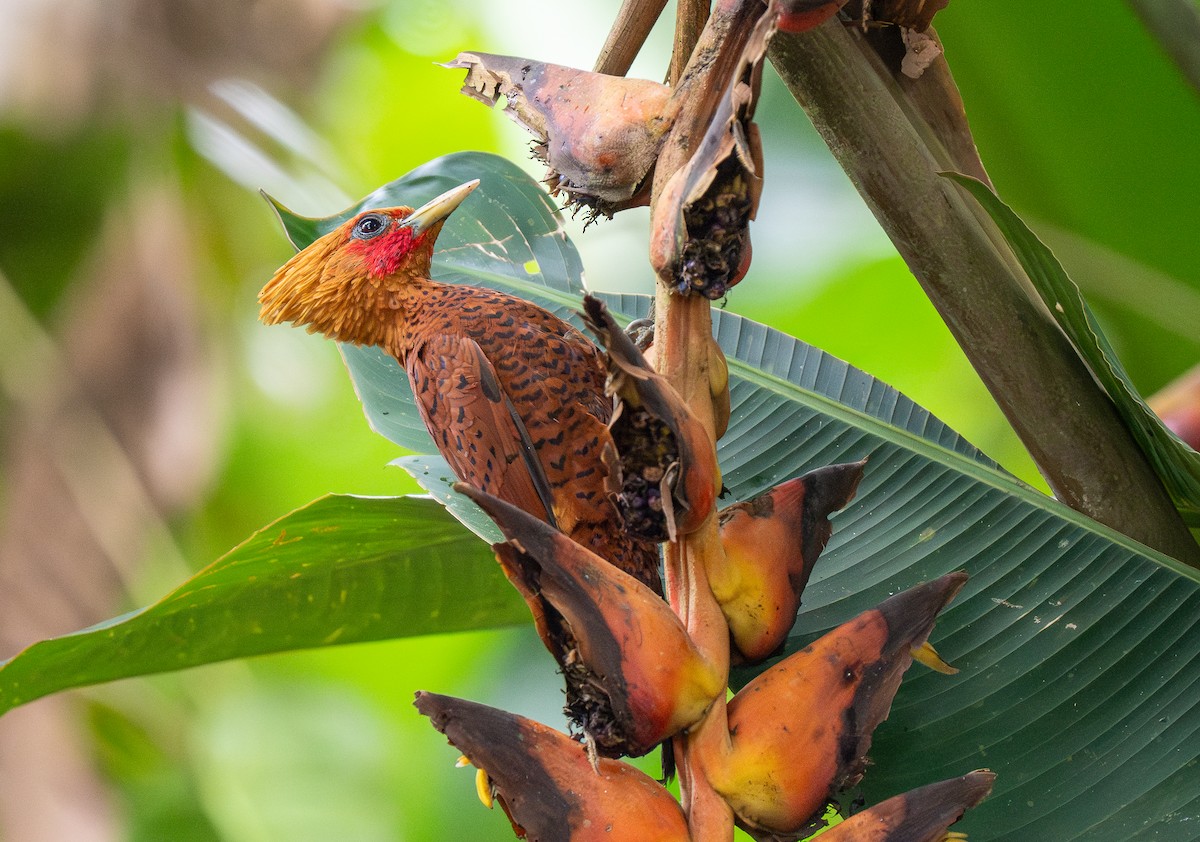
[[1126, 0, 1200, 98], [645, 1, 770, 838], [671, 0, 712, 85], [652, 209, 736, 842], [593, 0, 668, 76], [662, 520, 734, 841], [767, 20, 1200, 565]]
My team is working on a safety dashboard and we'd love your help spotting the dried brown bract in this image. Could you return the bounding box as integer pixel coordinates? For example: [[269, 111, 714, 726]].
[[650, 10, 768, 298], [582, 295, 719, 541], [845, 0, 950, 78], [445, 52, 673, 217]]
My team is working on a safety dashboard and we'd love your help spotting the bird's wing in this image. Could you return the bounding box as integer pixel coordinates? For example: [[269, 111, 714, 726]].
[[408, 333, 557, 527]]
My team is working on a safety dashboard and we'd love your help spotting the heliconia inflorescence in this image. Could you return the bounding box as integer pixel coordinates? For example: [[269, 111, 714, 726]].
[[264, 0, 991, 830], [262, 172, 992, 837], [261, 174, 993, 837]]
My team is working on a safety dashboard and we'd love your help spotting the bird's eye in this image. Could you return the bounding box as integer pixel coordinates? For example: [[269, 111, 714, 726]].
[[352, 213, 388, 240]]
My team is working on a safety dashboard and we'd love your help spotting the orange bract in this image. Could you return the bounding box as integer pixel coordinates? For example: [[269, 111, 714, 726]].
[[713, 574, 968, 837], [416, 692, 691, 842], [460, 483, 723, 758], [714, 460, 865, 663]]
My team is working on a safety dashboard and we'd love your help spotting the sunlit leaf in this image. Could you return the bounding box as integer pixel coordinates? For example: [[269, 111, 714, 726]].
[[947, 172, 1200, 522], [0, 495, 520, 714]]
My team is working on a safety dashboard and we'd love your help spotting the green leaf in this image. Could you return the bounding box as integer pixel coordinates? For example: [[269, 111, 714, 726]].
[[393, 454, 503, 545], [946, 172, 1200, 522], [705, 305, 1200, 840], [328, 155, 1200, 840], [9, 152, 1200, 839], [0, 495, 522, 715]]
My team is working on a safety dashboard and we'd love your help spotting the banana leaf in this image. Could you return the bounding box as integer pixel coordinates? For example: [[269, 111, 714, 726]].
[[2, 152, 1197, 840]]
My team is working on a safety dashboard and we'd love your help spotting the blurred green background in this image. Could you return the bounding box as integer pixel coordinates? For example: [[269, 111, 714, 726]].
[[1, 1, 1197, 839]]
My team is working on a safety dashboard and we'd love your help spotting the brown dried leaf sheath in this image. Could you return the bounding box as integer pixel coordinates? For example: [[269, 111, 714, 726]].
[[582, 295, 718, 541], [866, 0, 951, 31], [650, 9, 768, 297], [445, 52, 673, 214]]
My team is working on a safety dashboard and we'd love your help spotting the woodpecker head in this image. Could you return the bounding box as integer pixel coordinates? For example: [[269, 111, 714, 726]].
[[258, 179, 479, 345]]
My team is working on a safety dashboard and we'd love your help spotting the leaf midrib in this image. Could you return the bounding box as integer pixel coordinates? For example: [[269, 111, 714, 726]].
[[728, 354, 1200, 581], [434, 256, 1199, 582]]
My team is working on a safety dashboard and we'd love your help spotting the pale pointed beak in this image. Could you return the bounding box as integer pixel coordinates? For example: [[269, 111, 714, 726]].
[[402, 180, 481, 234]]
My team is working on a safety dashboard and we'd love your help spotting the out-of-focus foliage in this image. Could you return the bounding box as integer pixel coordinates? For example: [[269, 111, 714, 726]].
[[934, 3, 1200, 393], [1, 0, 1197, 840], [949, 173, 1200, 523]]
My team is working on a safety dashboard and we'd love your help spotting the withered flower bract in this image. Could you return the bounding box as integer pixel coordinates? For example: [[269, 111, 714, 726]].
[[649, 8, 769, 299], [458, 483, 724, 758], [582, 294, 719, 542], [445, 52, 672, 217]]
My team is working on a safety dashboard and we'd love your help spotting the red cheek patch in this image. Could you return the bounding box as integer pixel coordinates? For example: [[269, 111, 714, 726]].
[[347, 227, 420, 278]]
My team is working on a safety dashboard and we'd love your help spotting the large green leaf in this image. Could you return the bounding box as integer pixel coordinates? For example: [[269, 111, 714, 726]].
[[0, 495, 521, 714], [5, 153, 1200, 840], [947, 172, 1200, 525], [324, 155, 1200, 840]]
